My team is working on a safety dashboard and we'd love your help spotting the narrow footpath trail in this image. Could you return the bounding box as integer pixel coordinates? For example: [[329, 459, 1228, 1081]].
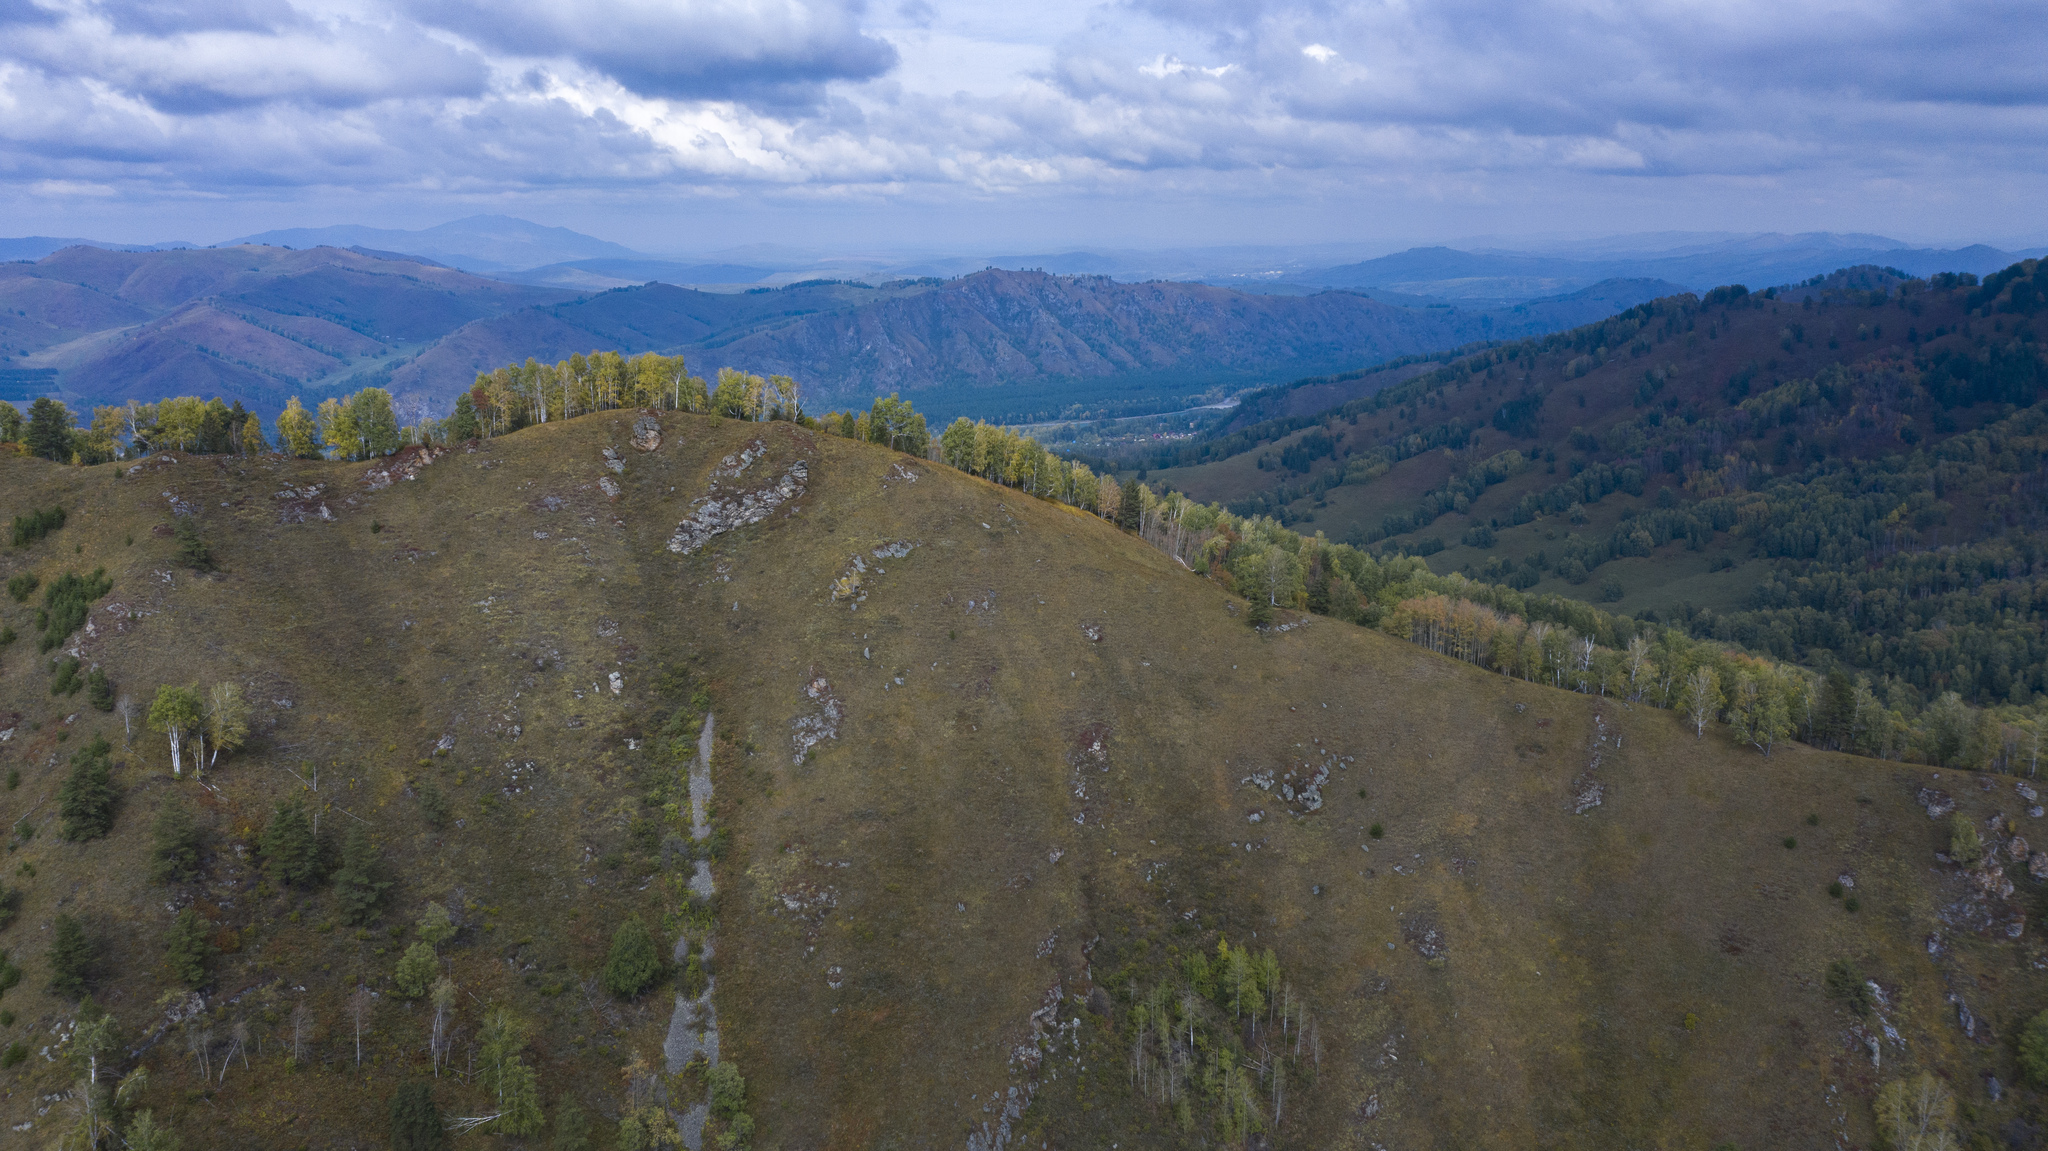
[[664, 713, 719, 1149]]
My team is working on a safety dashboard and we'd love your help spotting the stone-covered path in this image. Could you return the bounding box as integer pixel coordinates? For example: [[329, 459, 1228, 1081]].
[[664, 713, 719, 1149]]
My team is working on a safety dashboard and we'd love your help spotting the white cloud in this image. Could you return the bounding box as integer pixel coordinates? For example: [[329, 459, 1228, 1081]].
[[0, 0, 2042, 239], [1140, 55, 1235, 79]]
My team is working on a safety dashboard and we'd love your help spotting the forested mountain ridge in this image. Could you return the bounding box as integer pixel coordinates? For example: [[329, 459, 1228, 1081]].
[[1118, 261, 2047, 731], [1, 245, 573, 413], [629, 270, 1687, 423], [5, 244, 1683, 426], [0, 409, 2043, 1148]]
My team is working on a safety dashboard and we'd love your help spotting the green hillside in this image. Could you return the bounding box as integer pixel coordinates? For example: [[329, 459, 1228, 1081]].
[[0, 409, 2042, 1148], [1099, 263, 2048, 726]]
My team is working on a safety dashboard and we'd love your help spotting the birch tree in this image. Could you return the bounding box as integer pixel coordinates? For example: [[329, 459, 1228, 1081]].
[[205, 682, 250, 771], [1873, 1071, 1956, 1151], [1623, 635, 1653, 700], [350, 983, 374, 1068], [317, 397, 356, 459], [288, 1001, 313, 1067], [478, 1009, 544, 1135], [430, 977, 456, 1077], [277, 397, 321, 458], [148, 685, 203, 777], [1685, 667, 1720, 739], [771, 373, 801, 420], [217, 1017, 250, 1085], [67, 1004, 121, 1148]]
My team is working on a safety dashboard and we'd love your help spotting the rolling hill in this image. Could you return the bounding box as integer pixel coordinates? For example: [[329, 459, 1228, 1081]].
[[0, 407, 2039, 1148]]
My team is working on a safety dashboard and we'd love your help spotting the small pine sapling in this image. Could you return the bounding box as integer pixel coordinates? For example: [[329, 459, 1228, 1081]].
[[603, 916, 660, 998], [333, 823, 391, 924], [47, 914, 95, 998], [165, 908, 213, 988], [57, 736, 117, 842], [149, 799, 202, 884]]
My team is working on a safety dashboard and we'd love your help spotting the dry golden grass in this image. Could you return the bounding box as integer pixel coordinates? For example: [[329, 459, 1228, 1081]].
[[0, 412, 2036, 1149]]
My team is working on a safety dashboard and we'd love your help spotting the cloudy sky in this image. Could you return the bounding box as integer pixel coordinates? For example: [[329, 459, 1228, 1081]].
[[1, 0, 2042, 251]]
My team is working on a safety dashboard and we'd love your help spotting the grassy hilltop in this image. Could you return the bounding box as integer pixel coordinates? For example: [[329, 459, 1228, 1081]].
[[0, 410, 2042, 1148]]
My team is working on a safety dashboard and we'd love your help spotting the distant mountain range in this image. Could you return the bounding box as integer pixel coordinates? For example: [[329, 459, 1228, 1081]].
[[1284, 235, 2043, 300], [0, 240, 1690, 422], [389, 272, 1688, 422], [0, 245, 570, 411], [227, 215, 642, 275], [10, 217, 2038, 301], [3, 219, 2037, 423], [0, 236, 197, 261]]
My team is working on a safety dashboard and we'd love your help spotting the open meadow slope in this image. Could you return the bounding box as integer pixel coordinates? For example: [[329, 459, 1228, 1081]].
[[0, 413, 2042, 1148]]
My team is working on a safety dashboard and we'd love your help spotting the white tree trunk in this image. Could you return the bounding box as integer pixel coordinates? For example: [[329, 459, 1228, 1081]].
[[168, 727, 183, 777]]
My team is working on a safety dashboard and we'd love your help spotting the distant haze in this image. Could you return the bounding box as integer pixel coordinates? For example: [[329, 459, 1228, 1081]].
[[2, 224, 2032, 420], [0, 2, 2040, 249]]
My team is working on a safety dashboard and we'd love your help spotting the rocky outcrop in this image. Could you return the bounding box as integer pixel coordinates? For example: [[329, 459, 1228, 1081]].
[[632, 412, 663, 452], [362, 443, 446, 489], [791, 669, 843, 763], [666, 459, 807, 555]]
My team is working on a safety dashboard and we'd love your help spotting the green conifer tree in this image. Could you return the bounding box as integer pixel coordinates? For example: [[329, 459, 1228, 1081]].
[[415, 902, 456, 949], [260, 798, 321, 887], [603, 915, 660, 998], [173, 519, 214, 572], [446, 393, 481, 442], [57, 735, 117, 842], [164, 908, 212, 988], [389, 1081, 445, 1150], [86, 666, 114, 711], [333, 823, 390, 924], [148, 799, 201, 884], [552, 1101, 592, 1151], [1117, 478, 1143, 531], [24, 397, 73, 461], [394, 942, 438, 999], [48, 914, 95, 998]]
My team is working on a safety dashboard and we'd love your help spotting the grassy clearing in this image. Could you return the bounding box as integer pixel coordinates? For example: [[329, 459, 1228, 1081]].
[[0, 412, 2038, 1149]]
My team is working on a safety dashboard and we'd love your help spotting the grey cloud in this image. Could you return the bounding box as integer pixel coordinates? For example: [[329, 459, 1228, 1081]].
[[1049, 0, 2048, 179], [0, 0, 58, 24], [1, 3, 492, 113], [102, 0, 301, 37], [0, 0, 899, 116], [0, 0, 2043, 233], [1120, 0, 2048, 125], [415, 0, 898, 104]]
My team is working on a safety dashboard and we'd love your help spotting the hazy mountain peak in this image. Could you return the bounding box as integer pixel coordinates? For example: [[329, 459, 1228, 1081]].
[[227, 215, 641, 273]]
